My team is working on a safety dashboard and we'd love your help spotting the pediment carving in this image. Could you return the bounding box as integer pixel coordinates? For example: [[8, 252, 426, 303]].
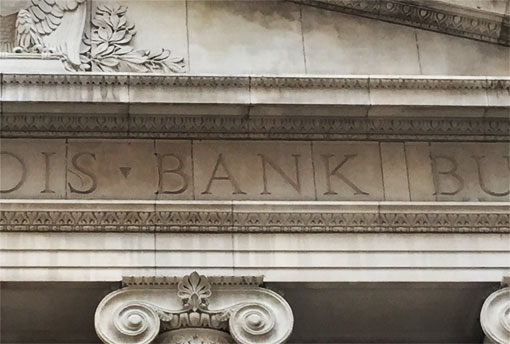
[[0, 0, 87, 65], [0, 1, 185, 73], [80, 3, 185, 73]]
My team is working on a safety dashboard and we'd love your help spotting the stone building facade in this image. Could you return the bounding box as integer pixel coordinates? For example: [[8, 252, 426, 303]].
[[0, 0, 509, 343]]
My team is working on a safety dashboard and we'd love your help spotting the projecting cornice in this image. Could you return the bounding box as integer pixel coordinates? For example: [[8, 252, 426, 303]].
[[292, 0, 510, 46], [1, 73, 509, 141]]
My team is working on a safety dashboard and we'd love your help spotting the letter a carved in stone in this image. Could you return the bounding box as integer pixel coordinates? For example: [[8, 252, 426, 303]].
[[202, 154, 246, 195]]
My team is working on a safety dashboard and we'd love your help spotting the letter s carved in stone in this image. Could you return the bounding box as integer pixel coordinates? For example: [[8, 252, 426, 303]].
[[68, 152, 97, 194]]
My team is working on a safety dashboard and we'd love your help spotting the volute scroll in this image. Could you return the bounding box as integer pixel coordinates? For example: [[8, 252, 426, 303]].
[[94, 272, 294, 344], [481, 287, 510, 344]]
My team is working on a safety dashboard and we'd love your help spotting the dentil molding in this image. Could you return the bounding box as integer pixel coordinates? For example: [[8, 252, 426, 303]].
[[95, 272, 293, 344]]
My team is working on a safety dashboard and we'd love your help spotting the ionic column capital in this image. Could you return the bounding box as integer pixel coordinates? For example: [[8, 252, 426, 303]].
[[95, 272, 294, 344], [481, 287, 510, 344]]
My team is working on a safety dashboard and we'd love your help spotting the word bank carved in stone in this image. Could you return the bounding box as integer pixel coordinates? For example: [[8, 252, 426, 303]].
[[0, 1, 185, 73], [1, 139, 509, 202], [95, 272, 293, 344]]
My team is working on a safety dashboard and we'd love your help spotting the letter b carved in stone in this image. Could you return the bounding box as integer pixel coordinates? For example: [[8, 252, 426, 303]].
[[430, 155, 464, 196], [156, 153, 189, 194]]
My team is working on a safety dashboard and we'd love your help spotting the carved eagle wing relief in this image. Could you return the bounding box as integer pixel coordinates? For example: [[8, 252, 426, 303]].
[[2, 0, 185, 73], [0, 1, 31, 52], [27, 0, 87, 66], [1, 0, 87, 67], [14, 9, 44, 53]]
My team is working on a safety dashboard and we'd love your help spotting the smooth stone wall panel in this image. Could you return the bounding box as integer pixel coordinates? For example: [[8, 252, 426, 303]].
[[405, 142, 436, 201], [301, 6, 421, 75], [439, 0, 509, 15], [187, 0, 306, 75], [416, 30, 510, 76], [380, 143, 410, 201], [1, 232, 508, 282]]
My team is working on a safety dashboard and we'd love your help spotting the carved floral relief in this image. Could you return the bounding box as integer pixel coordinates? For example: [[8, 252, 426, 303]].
[[79, 4, 185, 73]]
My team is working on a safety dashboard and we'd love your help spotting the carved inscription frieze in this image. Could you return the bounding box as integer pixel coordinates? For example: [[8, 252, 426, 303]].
[[1, 139, 509, 202]]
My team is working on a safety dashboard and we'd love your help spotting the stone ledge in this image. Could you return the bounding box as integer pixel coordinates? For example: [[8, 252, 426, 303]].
[[1, 73, 508, 140], [0, 73, 510, 110], [0, 201, 508, 233]]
